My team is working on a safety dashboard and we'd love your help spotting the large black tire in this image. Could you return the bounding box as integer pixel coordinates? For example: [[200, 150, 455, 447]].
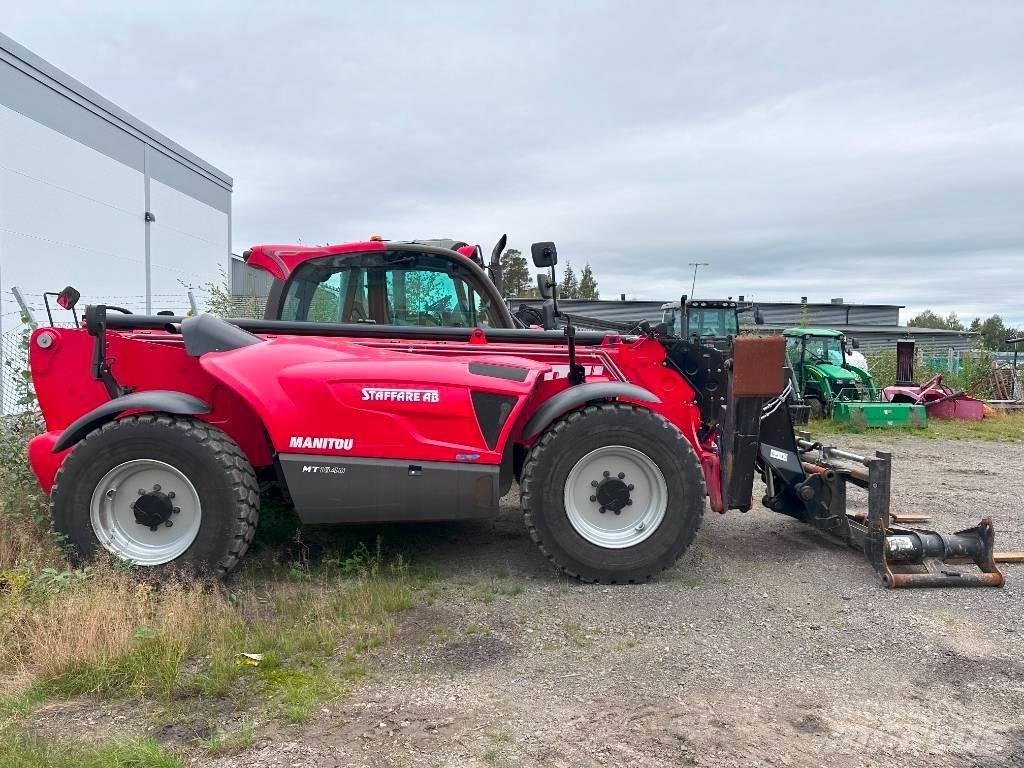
[[50, 414, 259, 576], [521, 403, 705, 583]]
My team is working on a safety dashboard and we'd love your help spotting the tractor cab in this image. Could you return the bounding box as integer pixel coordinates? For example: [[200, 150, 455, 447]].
[[660, 297, 750, 351], [783, 327, 867, 418]]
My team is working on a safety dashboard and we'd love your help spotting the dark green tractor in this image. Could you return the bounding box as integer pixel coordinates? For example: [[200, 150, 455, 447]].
[[784, 327, 925, 427]]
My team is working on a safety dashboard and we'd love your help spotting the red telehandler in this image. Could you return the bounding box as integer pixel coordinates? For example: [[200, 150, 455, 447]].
[[27, 238, 1003, 587]]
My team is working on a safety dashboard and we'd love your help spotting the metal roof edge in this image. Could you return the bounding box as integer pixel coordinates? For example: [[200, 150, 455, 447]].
[[0, 31, 232, 189]]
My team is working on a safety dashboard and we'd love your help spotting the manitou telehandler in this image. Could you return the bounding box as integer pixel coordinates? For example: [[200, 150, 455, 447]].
[[27, 239, 1004, 588]]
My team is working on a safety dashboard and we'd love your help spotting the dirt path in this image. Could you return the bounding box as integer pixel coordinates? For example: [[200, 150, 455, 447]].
[[202, 436, 1024, 768]]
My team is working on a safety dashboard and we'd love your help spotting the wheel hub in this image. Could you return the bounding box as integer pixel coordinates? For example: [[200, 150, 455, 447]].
[[565, 445, 668, 549], [132, 486, 179, 531], [593, 474, 633, 514], [91, 460, 202, 565]]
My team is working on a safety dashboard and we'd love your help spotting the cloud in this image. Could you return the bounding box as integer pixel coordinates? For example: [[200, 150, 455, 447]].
[[4, 0, 1023, 325]]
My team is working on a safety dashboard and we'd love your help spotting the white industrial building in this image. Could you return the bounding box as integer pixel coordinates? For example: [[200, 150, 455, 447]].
[[0, 31, 232, 326]]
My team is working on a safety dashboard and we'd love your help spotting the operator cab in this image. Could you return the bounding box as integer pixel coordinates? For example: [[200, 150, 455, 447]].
[[660, 297, 748, 351], [252, 239, 516, 329]]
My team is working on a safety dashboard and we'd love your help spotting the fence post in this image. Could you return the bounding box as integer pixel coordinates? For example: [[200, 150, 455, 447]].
[[187, 290, 199, 315], [11, 287, 37, 330]]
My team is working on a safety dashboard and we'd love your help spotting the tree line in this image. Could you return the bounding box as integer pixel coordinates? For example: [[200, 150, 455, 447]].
[[499, 249, 599, 300], [908, 309, 1022, 352]]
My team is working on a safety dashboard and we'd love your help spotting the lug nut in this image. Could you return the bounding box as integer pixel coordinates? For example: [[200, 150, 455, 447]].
[[636, 522, 646, 532], [105, 489, 116, 499], [165, 520, 173, 528], [599, 506, 606, 514], [626, 499, 633, 506], [153, 484, 161, 492], [617, 472, 625, 480], [167, 491, 175, 499], [138, 489, 146, 495], [627, 484, 634, 491], [603, 471, 610, 477], [613, 509, 622, 515], [591, 480, 599, 488], [589, 495, 597, 502], [149, 525, 159, 532], [172, 507, 180, 514]]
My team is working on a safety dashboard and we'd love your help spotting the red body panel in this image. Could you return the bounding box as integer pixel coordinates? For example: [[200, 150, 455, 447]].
[[28, 325, 707, 495]]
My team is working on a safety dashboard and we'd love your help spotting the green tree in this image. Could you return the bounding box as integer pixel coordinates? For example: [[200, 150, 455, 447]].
[[577, 263, 599, 300], [499, 248, 533, 297], [908, 309, 963, 331], [559, 262, 579, 299], [976, 314, 1009, 351]]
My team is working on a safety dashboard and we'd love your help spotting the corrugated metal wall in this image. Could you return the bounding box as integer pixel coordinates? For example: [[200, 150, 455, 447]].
[[510, 298, 902, 328], [229, 256, 272, 317], [751, 303, 900, 327], [838, 330, 975, 355]]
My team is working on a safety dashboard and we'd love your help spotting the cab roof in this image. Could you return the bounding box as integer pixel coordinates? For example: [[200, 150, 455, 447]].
[[243, 238, 477, 281], [783, 327, 844, 338]]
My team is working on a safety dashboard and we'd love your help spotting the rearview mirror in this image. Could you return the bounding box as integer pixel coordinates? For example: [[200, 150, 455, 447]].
[[531, 241, 558, 268], [57, 285, 81, 310], [537, 272, 555, 300]]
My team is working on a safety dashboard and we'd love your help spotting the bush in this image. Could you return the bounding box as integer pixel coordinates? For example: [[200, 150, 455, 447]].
[[864, 347, 997, 398]]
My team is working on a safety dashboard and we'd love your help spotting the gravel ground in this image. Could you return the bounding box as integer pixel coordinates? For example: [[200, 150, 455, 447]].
[[20, 434, 1011, 767], [195, 435, 1024, 768]]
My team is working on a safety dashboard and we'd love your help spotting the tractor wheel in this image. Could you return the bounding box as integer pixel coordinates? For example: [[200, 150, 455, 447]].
[[806, 397, 826, 420], [50, 414, 259, 576], [521, 403, 705, 583]]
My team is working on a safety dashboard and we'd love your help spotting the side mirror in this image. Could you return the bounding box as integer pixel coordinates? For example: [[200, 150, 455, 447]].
[[537, 272, 555, 300], [531, 241, 558, 268], [57, 285, 81, 310]]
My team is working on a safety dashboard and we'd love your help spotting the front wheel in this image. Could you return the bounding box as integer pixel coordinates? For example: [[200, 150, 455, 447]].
[[521, 404, 705, 583], [50, 414, 259, 576]]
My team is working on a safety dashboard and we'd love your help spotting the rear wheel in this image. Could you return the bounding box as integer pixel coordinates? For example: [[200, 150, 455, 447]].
[[521, 403, 705, 583], [806, 396, 826, 420], [51, 414, 259, 576]]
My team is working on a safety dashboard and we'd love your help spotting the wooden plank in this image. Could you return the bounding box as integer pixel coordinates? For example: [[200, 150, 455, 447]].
[[994, 552, 1024, 564]]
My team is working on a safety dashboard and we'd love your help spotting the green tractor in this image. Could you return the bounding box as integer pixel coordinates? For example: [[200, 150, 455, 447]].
[[783, 327, 926, 427]]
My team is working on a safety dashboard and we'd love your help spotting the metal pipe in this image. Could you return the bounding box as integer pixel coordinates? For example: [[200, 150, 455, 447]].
[[796, 438, 870, 466]]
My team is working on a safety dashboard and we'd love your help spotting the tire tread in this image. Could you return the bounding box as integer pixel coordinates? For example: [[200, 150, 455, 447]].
[[520, 403, 706, 584]]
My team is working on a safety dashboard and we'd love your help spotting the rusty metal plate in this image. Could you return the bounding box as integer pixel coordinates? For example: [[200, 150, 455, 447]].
[[732, 336, 785, 397]]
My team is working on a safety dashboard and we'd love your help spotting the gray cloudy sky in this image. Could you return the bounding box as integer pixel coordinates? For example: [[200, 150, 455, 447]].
[[4, 1, 1023, 325]]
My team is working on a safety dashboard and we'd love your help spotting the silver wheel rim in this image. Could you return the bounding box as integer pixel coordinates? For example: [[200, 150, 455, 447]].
[[89, 459, 202, 565], [563, 445, 668, 549]]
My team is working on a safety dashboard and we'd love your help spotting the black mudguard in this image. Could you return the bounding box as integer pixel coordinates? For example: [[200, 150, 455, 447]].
[[520, 382, 660, 440], [53, 390, 211, 453]]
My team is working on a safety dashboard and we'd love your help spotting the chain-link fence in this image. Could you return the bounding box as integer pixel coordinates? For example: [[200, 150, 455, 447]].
[[0, 288, 269, 413]]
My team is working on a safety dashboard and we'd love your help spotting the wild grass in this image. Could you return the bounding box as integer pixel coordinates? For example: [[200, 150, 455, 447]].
[[808, 410, 1024, 442], [0, 734, 181, 768]]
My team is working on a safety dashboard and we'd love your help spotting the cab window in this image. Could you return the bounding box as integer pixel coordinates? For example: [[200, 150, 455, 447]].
[[279, 251, 499, 328]]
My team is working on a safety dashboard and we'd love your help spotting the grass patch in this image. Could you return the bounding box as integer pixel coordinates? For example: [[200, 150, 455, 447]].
[[0, 734, 181, 768], [0, 549, 417, 746], [202, 719, 256, 755], [473, 577, 524, 604], [562, 621, 590, 648], [806, 411, 1024, 442]]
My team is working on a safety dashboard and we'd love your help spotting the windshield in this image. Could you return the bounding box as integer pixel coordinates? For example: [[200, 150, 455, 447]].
[[788, 336, 845, 366], [279, 251, 500, 328], [687, 307, 739, 338]]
